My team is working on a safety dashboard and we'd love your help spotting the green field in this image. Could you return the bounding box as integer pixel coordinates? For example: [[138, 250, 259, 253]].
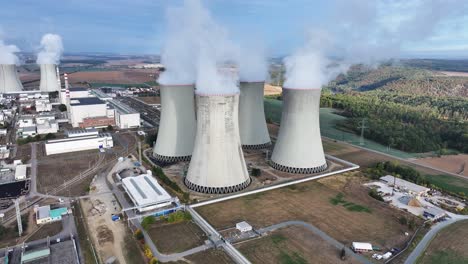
[[425, 175, 468, 196], [264, 98, 419, 159]]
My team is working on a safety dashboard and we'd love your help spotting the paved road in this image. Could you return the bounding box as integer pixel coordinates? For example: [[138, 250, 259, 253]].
[[30, 143, 37, 194], [258, 221, 372, 264], [404, 215, 468, 264]]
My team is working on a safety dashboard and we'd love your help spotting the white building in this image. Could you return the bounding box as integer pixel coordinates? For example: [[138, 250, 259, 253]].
[[121, 173, 173, 212], [0, 129, 6, 136], [17, 117, 34, 128], [68, 87, 89, 98], [69, 97, 114, 128], [35, 98, 52, 112], [44, 133, 113, 155], [65, 128, 99, 138], [352, 242, 373, 253], [36, 114, 56, 125], [37, 120, 58, 135], [107, 100, 140, 129], [18, 126, 37, 138], [15, 164, 27, 180], [380, 175, 429, 196], [236, 221, 252, 233], [35, 205, 69, 224]]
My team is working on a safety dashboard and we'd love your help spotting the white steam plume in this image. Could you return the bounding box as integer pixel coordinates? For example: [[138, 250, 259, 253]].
[[237, 41, 267, 82], [36, 34, 63, 64], [0, 40, 20, 64], [160, 0, 238, 95]]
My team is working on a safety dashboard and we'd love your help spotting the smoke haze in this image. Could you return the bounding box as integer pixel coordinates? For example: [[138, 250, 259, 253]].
[[237, 41, 267, 82], [0, 40, 20, 64], [36, 33, 63, 64]]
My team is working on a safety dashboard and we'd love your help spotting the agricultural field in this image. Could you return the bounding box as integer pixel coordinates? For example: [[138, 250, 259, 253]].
[[68, 69, 156, 85], [264, 84, 282, 96], [414, 154, 468, 177], [417, 220, 468, 264], [196, 173, 419, 252], [168, 249, 233, 264], [237, 226, 360, 264], [147, 221, 206, 254]]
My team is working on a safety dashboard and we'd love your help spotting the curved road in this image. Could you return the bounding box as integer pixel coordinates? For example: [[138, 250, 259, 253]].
[[258, 220, 373, 264]]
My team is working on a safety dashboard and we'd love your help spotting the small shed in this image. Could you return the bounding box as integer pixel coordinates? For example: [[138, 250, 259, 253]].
[[352, 242, 373, 253], [423, 207, 446, 220], [236, 221, 252, 233]]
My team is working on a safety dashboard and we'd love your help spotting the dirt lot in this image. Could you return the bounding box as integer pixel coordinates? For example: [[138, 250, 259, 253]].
[[26, 221, 62, 242], [237, 226, 360, 264], [168, 249, 234, 264], [264, 84, 282, 96], [138, 96, 161, 105], [418, 220, 468, 264], [68, 69, 155, 84], [37, 149, 102, 194], [15, 144, 31, 163], [414, 154, 468, 177], [148, 221, 206, 254], [196, 173, 419, 251]]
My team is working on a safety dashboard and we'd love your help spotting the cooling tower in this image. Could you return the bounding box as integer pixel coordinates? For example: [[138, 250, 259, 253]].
[[239, 81, 271, 149], [270, 88, 327, 174], [153, 84, 197, 162], [39, 64, 60, 92], [185, 94, 251, 194], [0, 64, 23, 93]]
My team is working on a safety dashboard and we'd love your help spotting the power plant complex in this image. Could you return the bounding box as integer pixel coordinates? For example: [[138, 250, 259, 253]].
[[0, 64, 24, 93], [238, 81, 271, 149], [270, 88, 327, 174], [184, 93, 251, 194], [152, 84, 197, 162]]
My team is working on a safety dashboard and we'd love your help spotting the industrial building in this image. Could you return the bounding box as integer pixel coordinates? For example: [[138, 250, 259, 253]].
[[15, 164, 27, 181], [0, 64, 23, 93], [68, 87, 89, 98], [423, 207, 446, 221], [380, 175, 429, 196], [44, 133, 113, 155], [20, 239, 79, 264], [153, 84, 196, 162], [107, 99, 141, 129], [238, 81, 271, 149], [39, 64, 60, 92], [236, 221, 252, 233], [121, 173, 174, 212], [271, 88, 327, 174], [185, 94, 251, 194], [35, 205, 69, 224], [69, 97, 115, 128]]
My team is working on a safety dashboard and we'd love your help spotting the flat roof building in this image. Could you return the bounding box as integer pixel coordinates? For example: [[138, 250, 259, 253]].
[[45, 133, 113, 155], [36, 205, 69, 224], [69, 97, 114, 128], [352, 242, 373, 253], [107, 100, 140, 129], [380, 175, 429, 196], [122, 174, 173, 212], [236, 221, 252, 233], [15, 164, 27, 181], [423, 207, 446, 221]]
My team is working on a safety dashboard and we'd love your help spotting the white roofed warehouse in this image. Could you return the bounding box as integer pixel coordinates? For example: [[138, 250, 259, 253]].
[[122, 174, 174, 212]]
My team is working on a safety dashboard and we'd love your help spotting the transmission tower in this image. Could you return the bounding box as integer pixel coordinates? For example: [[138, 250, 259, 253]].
[[15, 199, 22, 236], [358, 118, 368, 146]]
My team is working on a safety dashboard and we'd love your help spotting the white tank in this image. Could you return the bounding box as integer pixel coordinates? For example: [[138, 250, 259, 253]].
[[185, 94, 250, 194], [239, 81, 271, 149], [153, 84, 196, 162], [39, 64, 60, 92], [0, 64, 23, 93], [270, 88, 327, 174]]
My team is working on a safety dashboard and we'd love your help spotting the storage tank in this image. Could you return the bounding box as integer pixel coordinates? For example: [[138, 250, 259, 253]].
[[153, 84, 196, 162], [185, 93, 250, 194], [270, 88, 327, 173], [0, 64, 23, 93], [39, 64, 60, 92], [238, 81, 271, 149]]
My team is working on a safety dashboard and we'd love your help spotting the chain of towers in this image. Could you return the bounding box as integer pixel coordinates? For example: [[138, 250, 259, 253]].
[[152, 83, 327, 195], [0, 63, 64, 93]]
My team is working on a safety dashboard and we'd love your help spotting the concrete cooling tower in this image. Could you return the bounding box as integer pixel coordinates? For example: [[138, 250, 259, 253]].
[[39, 64, 60, 92], [0, 64, 23, 93], [239, 81, 271, 149], [185, 94, 251, 194], [270, 88, 327, 174], [153, 84, 197, 162]]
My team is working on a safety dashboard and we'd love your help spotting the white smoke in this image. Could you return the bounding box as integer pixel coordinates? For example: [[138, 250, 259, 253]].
[[237, 42, 268, 82], [36, 34, 63, 64], [159, 0, 238, 95], [0, 40, 20, 64]]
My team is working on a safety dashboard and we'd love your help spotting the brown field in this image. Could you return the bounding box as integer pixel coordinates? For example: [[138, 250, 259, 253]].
[[26, 221, 62, 242], [418, 220, 468, 264], [196, 173, 419, 251], [15, 144, 32, 163], [68, 69, 155, 84], [167, 249, 233, 264], [148, 221, 206, 254], [414, 154, 468, 177], [264, 84, 282, 96], [237, 226, 360, 264], [37, 148, 102, 194], [137, 96, 161, 104], [435, 71, 468, 77]]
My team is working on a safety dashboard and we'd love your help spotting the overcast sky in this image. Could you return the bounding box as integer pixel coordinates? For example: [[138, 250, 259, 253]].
[[1, 0, 468, 58]]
